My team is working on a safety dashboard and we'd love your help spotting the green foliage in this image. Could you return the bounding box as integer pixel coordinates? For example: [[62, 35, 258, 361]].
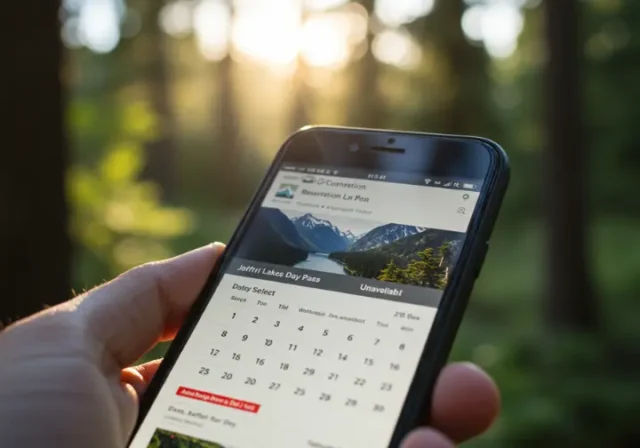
[[463, 333, 640, 448], [403, 243, 450, 289], [454, 220, 640, 447], [147, 428, 223, 448], [332, 229, 461, 289], [62, 0, 640, 445], [378, 259, 404, 283], [585, 0, 640, 215], [332, 238, 455, 290], [375, 244, 450, 289], [68, 100, 194, 284]]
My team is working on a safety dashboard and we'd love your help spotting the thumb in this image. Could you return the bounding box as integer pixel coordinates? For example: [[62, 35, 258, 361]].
[[75, 243, 224, 368], [401, 429, 454, 448]]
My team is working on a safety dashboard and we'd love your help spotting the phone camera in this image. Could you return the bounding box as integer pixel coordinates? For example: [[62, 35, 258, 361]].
[[349, 143, 360, 152], [387, 137, 396, 144]]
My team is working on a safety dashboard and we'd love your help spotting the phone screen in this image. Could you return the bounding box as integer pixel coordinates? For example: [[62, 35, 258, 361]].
[[130, 157, 487, 448]]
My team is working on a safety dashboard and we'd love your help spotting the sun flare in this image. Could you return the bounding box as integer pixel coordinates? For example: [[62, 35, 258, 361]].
[[188, 0, 367, 72]]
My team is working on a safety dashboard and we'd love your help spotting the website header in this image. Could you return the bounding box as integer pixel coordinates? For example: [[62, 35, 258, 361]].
[[263, 170, 479, 233]]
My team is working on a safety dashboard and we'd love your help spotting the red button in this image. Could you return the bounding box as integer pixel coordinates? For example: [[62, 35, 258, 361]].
[[176, 386, 261, 414]]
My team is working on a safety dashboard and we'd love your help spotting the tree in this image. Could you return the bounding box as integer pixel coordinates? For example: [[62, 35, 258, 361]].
[[1, 0, 71, 322], [289, 56, 312, 132], [347, 0, 384, 128], [289, 6, 312, 132], [403, 244, 450, 289], [212, 0, 251, 207], [378, 260, 403, 283], [415, 0, 494, 135], [136, 0, 178, 200], [542, 0, 598, 330]]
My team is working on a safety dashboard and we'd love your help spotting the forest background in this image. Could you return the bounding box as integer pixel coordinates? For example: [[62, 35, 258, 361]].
[[3, 0, 640, 446]]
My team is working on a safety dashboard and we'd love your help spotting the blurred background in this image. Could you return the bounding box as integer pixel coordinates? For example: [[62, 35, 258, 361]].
[[3, 0, 640, 446]]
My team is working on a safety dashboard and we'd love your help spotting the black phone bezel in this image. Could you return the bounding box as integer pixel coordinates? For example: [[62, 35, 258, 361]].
[[129, 125, 510, 448]]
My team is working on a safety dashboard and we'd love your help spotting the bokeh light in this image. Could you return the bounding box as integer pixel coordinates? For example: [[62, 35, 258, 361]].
[[372, 28, 422, 70], [462, 1, 524, 59], [301, 14, 351, 69], [375, 0, 434, 27], [159, 0, 193, 37], [60, 0, 531, 66], [61, 17, 83, 49], [304, 0, 348, 12], [461, 5, 484, 42], [232, 0, 301, 68], [193, 0, 231, 61], [77, 0, 122, 54]]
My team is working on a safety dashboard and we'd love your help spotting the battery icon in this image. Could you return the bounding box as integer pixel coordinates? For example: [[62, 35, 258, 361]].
[[463, 183, 475, 189]]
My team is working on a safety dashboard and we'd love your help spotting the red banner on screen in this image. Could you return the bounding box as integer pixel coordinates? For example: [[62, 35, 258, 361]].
[[176, 386, 261, 414]]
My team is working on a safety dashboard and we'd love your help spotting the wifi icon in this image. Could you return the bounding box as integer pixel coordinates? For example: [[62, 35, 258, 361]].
[[424, 179, 432, 185]]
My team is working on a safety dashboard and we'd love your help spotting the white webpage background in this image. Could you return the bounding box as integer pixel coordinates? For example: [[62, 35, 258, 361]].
[[129, 275, 437, 448], [129, 171, 477, 448]]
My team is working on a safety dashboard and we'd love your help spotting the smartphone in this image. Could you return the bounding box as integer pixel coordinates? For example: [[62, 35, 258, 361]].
[[128, 126, 509, 448]]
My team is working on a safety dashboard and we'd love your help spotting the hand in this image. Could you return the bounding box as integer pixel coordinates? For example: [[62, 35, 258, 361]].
[[0, 244, 499, 448], [399, 363, 499, 447]]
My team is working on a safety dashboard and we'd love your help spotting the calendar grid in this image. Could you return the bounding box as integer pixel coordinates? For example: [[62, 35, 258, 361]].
[[130, 271, 437, 448]]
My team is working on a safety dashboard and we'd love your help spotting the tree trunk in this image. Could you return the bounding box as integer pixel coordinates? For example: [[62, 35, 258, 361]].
[[139, 0, 177, 200], [422, 0, 492, 135], [215, 53, 241, 185], [543, 0, 598, 330], [289, 4, 312, 132], [347, 0, 384, 128], [213, 0, 248, 207], [1, 0, 71, 323], [290, 56, 312, 132]]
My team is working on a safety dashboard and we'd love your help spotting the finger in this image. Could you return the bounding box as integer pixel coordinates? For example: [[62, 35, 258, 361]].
[[121, 359, 162, 398], [401, 428, 454, 448], [430, 362, 500, 443], [76, 243, 225, 368]]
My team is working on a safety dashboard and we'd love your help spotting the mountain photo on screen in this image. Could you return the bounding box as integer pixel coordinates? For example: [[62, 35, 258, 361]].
[[235, 207, 466, 290]]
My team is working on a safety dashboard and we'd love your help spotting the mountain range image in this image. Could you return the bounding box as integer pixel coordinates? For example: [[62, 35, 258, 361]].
[[234, 208, 310, 265], [292, 213, 359, 253], [330, 229, 464, 289], [235, 207, 465, 289], [349, 224, 426, 252]]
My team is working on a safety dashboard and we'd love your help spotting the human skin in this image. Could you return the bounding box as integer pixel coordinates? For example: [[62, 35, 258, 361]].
[[0, 243, 499, 447]]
